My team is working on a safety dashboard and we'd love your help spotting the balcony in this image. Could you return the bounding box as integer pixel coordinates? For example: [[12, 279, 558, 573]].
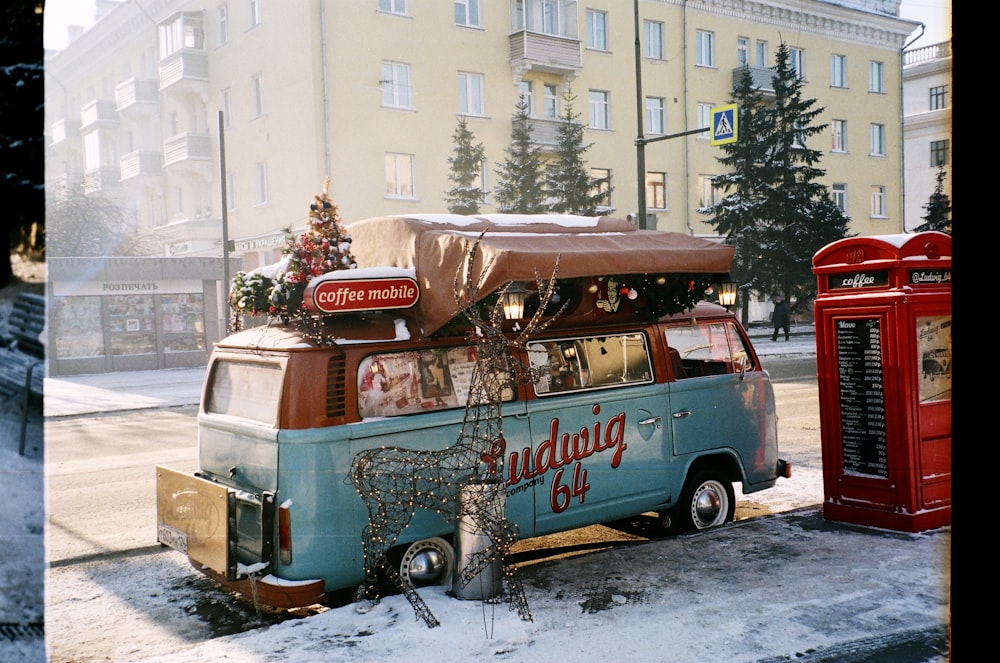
[[50, 118, 81, 146], [514, 116, 574, 151], [120, 150, 163, 180], [80, 100, 119, 132], [509, 31, 582, 81], [116, 78, 160, 116], [83, 166, 122, 195], [158, 48, 209, 99], [732, 65, 775, 96], [163, 132, 212, 167]]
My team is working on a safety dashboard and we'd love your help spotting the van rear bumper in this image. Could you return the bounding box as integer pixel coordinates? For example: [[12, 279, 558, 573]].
[[194, 562, 327, 609]]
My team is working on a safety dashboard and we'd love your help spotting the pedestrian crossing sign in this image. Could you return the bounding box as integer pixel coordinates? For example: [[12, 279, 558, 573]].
[[710, 104, 738, 146]]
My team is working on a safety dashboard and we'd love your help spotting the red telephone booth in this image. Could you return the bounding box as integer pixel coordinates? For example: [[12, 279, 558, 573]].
[[812, 232, 951, 532]]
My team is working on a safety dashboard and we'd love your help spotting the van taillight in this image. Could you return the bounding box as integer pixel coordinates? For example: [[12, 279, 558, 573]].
[[278, 504, 292, 564]]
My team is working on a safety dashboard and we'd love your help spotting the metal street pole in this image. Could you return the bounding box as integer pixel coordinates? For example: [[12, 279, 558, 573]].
[[633, 0, 646, 229], [218, 110, 231, 332]]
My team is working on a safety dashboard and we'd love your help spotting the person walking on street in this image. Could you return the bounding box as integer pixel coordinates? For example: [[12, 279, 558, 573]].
[[771, 295, 790, 341]]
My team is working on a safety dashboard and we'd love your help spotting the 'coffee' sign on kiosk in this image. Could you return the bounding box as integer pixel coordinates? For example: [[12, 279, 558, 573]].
[[812, 232, 951, 532], [303, 269, 419, 314]]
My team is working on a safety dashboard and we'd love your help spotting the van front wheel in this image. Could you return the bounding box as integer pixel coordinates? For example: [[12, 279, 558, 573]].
[[678, 472, 735, 532]]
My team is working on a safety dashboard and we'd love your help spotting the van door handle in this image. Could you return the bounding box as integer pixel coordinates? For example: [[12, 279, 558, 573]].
[[672, 410, 692, 418], [638, 416, 661, 426]]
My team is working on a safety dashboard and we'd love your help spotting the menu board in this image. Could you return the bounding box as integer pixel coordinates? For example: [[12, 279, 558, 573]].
[[835, 318, 888, 477]]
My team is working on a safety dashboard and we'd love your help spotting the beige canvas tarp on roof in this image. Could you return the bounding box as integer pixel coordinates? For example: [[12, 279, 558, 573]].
[[347, 214, 734, 335]]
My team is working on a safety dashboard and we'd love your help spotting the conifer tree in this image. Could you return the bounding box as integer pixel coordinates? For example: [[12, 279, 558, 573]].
[[913, 166, 951, 234], [702, 42, 849, 311], [545, 93, 609, 215], [444, 117, 486, 214], [493, 97, 547, 213]]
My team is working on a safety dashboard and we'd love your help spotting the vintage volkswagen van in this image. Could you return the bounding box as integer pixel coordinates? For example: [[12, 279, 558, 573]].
[[156, 214, 789, 608]]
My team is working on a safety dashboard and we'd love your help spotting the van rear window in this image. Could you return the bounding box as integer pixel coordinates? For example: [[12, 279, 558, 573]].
[[205, 360, 283, 425], [357, 346, 513, 418]]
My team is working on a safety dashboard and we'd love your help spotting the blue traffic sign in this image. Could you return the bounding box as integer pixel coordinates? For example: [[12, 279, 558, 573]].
[[710, 104, 738, 145]]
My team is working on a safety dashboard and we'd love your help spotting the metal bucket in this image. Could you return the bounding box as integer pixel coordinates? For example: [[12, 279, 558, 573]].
[[452, 477, 504, 600]]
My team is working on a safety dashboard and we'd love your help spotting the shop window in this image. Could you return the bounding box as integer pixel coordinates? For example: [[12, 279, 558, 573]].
[[108, 294, 157, 356], [160, 293, 206, 352], [53, 296, 105, 359]]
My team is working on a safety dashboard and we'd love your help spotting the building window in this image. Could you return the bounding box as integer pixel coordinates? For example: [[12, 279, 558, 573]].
[[832, 183, 847, 212], [216, 4, 229, 46], [696, 30, 714, 67], [869, 61, 884, 93], [458, 72, 485, 116], [454, 0, 480, 27], [870, 185, 886, 218], [930, 139, 949, 167], [929, 85, 948, 110], [645, 96, 665, 135], [831, 54, 846, 88], [588, 89, 610, 130], [586, 9, 608, 51], [870, 123, 886, 156], [699, 175, 719, 207], [248, 0, 261, 28], [644, 20, 664, 60], [736, 37, 748, 67], [831, 119, 847, 153], [697, 102, 712, 140], [519, 80, 534, 115], [157, 12, 206, 58], [385, 153, 415, 198], [646, 172, 667, 210], [221, 88, 232, 128], [590, 168, 611, 207], [381, 62, 412, 109], [254, 162, 268, 205], [250, 73, 264, 118], [755, 40, 767, 67], [379, 0, 407, 15], [543, 83, 558, 118], [789, 47, 805, 79]]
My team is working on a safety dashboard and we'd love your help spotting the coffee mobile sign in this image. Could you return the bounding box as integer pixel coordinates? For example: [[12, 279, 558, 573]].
[[302, 271, 419, 314]]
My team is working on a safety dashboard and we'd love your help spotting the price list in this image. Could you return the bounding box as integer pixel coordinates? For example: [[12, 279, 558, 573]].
[[835, 318, 888, 477]]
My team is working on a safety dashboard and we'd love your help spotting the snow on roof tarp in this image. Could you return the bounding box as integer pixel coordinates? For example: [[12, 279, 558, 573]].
[[347, 214, 735, 334]]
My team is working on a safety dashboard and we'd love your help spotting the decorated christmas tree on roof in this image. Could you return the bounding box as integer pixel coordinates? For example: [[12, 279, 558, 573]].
[[229, 177, 357, 326]]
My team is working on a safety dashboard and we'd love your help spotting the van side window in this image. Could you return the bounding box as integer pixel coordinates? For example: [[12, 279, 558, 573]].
[[665, 322, 750, 379], [527, 332, 652, 396], [357, 346, 512, 418]]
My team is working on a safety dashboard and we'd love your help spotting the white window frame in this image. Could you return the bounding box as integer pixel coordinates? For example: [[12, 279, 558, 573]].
[[543, 83, 558, 118], [869, 123, 886, 156], [454, 0, 481, 28], [588, 89, 610, 130], [831, 54, 846, 88], [699, 175, 719, 207], [379, 0, 407, 15], [832, 183, 847, 212], [697, 102, 712, 140], [870, 185, 886, 218], [590, 167, 612, 208], [755, 40, 767, 67], [789, 47, 805, 79], [385, 153, 415, 199], [216, 4, 229, 46], [645, 96, 665, 135], [381, 61, 412, 109], [736, 37, 748, 67], [519, 80, 534, 115], [250, 73, 264, 118], [646, 171, 667, 210], [254, 162, 268, 206], [248, 0, 261, 28], [458, 72, 485, 116], [696, 30, 715, 67], [831, 119, 846, 153], [869, 61, 885, 93], [644, 20, 664, 60], [586, 9, 608, 51]]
